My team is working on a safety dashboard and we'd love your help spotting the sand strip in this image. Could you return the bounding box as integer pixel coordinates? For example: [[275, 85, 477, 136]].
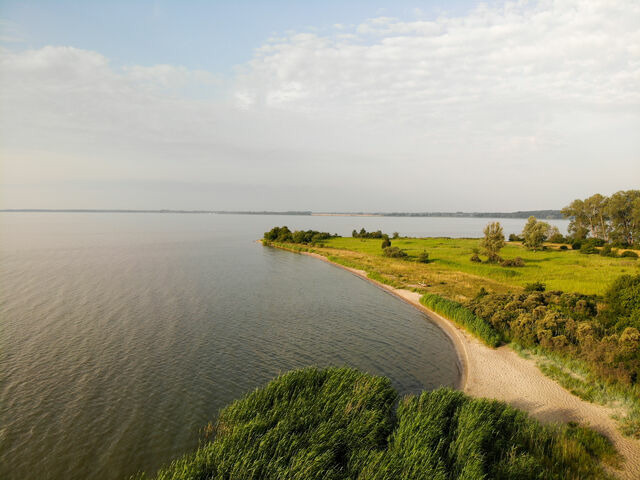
[[299, 250, 640, 479]]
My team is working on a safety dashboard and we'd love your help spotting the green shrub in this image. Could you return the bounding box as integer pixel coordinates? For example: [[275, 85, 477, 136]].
[[417, 250, 430, 263], [470, 254, 482, 263], [572, 240, 582, 250], [381, 235, 391, 249], [599, 244, 618, 257], [620, 250, 638, 259], [501, 257, 525, 267], [137, 368, 615, 480], [383, 246, 407, 258], [420, 293, 502, 347], [524, 282, 546, 292], [580, 243, 599, 255], [559, 245, 568, 250]]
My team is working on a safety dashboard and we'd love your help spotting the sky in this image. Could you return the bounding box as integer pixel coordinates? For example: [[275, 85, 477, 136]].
[[1, 0, 638, 211]]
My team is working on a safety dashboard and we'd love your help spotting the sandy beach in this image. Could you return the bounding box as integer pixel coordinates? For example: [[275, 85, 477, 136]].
[[302, 251, 640, 479]]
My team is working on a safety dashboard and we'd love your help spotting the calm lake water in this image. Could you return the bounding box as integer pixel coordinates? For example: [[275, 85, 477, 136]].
[[0, 213, 568, 480]]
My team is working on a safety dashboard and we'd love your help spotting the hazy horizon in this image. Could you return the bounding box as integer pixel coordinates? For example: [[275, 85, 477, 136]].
[[1, 0, 638, 211]]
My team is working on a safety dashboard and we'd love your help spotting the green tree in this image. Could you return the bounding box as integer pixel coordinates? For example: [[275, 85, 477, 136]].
[[480, 222, 505, 262], [522, 216, 551, 250], [608, 190, 640, 246], [584, 193, 609, 241], [381, 234, 391, 248]]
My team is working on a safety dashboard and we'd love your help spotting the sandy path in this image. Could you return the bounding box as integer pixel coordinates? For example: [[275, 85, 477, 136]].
[[302, 251, 640, 479]]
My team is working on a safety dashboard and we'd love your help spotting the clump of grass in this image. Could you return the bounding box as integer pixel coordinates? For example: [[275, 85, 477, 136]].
[[134, 368, 617, 480], [420, 293, 502, 347]]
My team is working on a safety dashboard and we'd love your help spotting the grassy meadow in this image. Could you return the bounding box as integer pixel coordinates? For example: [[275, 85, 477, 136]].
[[313, 237, 639, 299], [135, 367, 618, 480]]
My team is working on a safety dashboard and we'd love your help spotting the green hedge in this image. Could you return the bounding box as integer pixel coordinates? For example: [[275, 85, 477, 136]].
[[420, 293, 502, 347]]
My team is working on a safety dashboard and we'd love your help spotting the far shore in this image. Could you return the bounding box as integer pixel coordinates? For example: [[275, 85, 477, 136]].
[[277, 246, 640, 479]]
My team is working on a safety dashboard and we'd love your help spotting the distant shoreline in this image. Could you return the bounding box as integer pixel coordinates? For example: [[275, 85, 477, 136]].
[[0, 209, 565, 219]]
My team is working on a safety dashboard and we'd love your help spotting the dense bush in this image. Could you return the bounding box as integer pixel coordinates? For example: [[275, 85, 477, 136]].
[[571, 240, 582, 250], [580, 243, 599, 255], [524, 282, 546, 292], [599, 244, 618, 257], [467, 285, 640, 387], [508, 233, 522, 242], [560, 245, 568, 250], [381, 235, 391, 249], [264, 226, 336, 244], [620, 250, 639, 259], [417, 250, 430, 263], [470, 254, 482, 263], [420, 293, 502, 347], [548, 233, 566, 244], [501, 257, 525, 267], [137, 367, 615, 480], [382, 246, 407, 258]]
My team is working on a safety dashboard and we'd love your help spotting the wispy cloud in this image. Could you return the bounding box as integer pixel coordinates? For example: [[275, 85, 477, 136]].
[[1, 1, 639, 210]]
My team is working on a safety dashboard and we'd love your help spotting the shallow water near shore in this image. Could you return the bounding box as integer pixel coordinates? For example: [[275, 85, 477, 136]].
[[0, 213, 567, 480]]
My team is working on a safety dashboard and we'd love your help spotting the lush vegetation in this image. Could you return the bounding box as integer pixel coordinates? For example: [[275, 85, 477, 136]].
[[352, 228, 386, 239], [135, 367, 617, 480], [316, 236, 638, 296], [264, 226, 337, 244], [420, 293, 502, 347], [562, 190, 640, 247]]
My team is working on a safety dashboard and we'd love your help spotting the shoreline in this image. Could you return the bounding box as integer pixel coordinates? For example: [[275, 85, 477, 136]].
[[275, 245, 640, 479]]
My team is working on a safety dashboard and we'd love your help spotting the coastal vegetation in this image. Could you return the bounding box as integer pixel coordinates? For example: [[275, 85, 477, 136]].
[[263, 217, 640, 437], [135, 367, 617, 480]]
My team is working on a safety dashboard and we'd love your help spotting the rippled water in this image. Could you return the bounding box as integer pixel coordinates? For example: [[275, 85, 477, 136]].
[[0, 213, 567, 479]]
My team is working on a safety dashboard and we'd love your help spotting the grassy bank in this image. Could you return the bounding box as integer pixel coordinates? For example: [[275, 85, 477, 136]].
[[134, 367, 618, 480], [324, 237, 638, 296]]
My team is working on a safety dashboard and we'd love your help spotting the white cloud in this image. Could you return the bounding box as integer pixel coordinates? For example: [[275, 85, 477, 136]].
[[1, 0, 639, 210]]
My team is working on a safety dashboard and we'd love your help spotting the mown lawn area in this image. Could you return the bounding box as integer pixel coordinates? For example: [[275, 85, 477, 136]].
[[318, 237, 639, 297]]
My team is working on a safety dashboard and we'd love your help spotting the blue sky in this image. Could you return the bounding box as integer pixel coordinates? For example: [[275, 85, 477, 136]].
[[1, 1, 638, 211], [1, 0, 477, 72]]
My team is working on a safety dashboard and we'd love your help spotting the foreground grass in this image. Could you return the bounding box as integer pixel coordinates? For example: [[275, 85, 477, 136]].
[[134, 367, 618, 480], [322, 237, 639, 296]]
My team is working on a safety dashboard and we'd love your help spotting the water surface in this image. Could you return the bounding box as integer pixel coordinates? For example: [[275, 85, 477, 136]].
[[0, 213, 567, 479]]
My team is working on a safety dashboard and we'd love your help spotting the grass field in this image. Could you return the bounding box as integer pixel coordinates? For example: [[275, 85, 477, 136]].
[[310, 237, 640, 298]]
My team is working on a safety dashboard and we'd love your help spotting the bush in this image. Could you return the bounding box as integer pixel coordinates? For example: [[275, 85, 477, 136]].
[[501, 257, 525, 267], [572, 240, 582, 250], [139, 367, 615, 480], [420, 293, 502, 347], [382, 246, 407, 258], [381, 235, 391, 248], [417, 250, 430, 263], [470, 254, 482, 263], [599, 244, 618, 257], [524, 282, 546, 292], [580, 243, 599, 255], [560, 245, 569, 250], [508, 233, 522, 242], [392, 231, 400, 239], [620, 250, 639, 259], [549, 233, 566, 243]]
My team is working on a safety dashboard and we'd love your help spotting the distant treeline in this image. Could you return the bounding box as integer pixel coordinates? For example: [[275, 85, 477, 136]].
[[263, 226, 337, 244], [3, 209, 564, 218]]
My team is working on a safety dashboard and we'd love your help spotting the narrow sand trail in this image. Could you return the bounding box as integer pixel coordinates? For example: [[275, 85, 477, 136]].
[[302, 251, 640, 479]]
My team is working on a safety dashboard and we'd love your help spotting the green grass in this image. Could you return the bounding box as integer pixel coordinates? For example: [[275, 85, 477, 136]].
[[322, 237, 639, 296], [134, 367, 618, 480]]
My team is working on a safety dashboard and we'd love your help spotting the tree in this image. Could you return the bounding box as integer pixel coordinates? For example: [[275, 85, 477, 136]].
[[522, 216, 551, 250], [418, 250, 429, 263], [584, 193, 609, 241], [381, 234, 391, 248], [479, 222, 505, 262], [562, 199, 589, 240], [608, 190, 640, 246]]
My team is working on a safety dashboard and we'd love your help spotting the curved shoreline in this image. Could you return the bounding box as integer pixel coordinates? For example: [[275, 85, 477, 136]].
[[288, 248, 640, 479]]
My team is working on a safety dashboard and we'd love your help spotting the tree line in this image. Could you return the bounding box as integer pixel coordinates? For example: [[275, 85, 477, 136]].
[[562, 190, 640, 247]]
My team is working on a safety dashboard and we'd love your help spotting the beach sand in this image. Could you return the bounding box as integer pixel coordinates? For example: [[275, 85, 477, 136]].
[[302, 251, 640, 479]]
